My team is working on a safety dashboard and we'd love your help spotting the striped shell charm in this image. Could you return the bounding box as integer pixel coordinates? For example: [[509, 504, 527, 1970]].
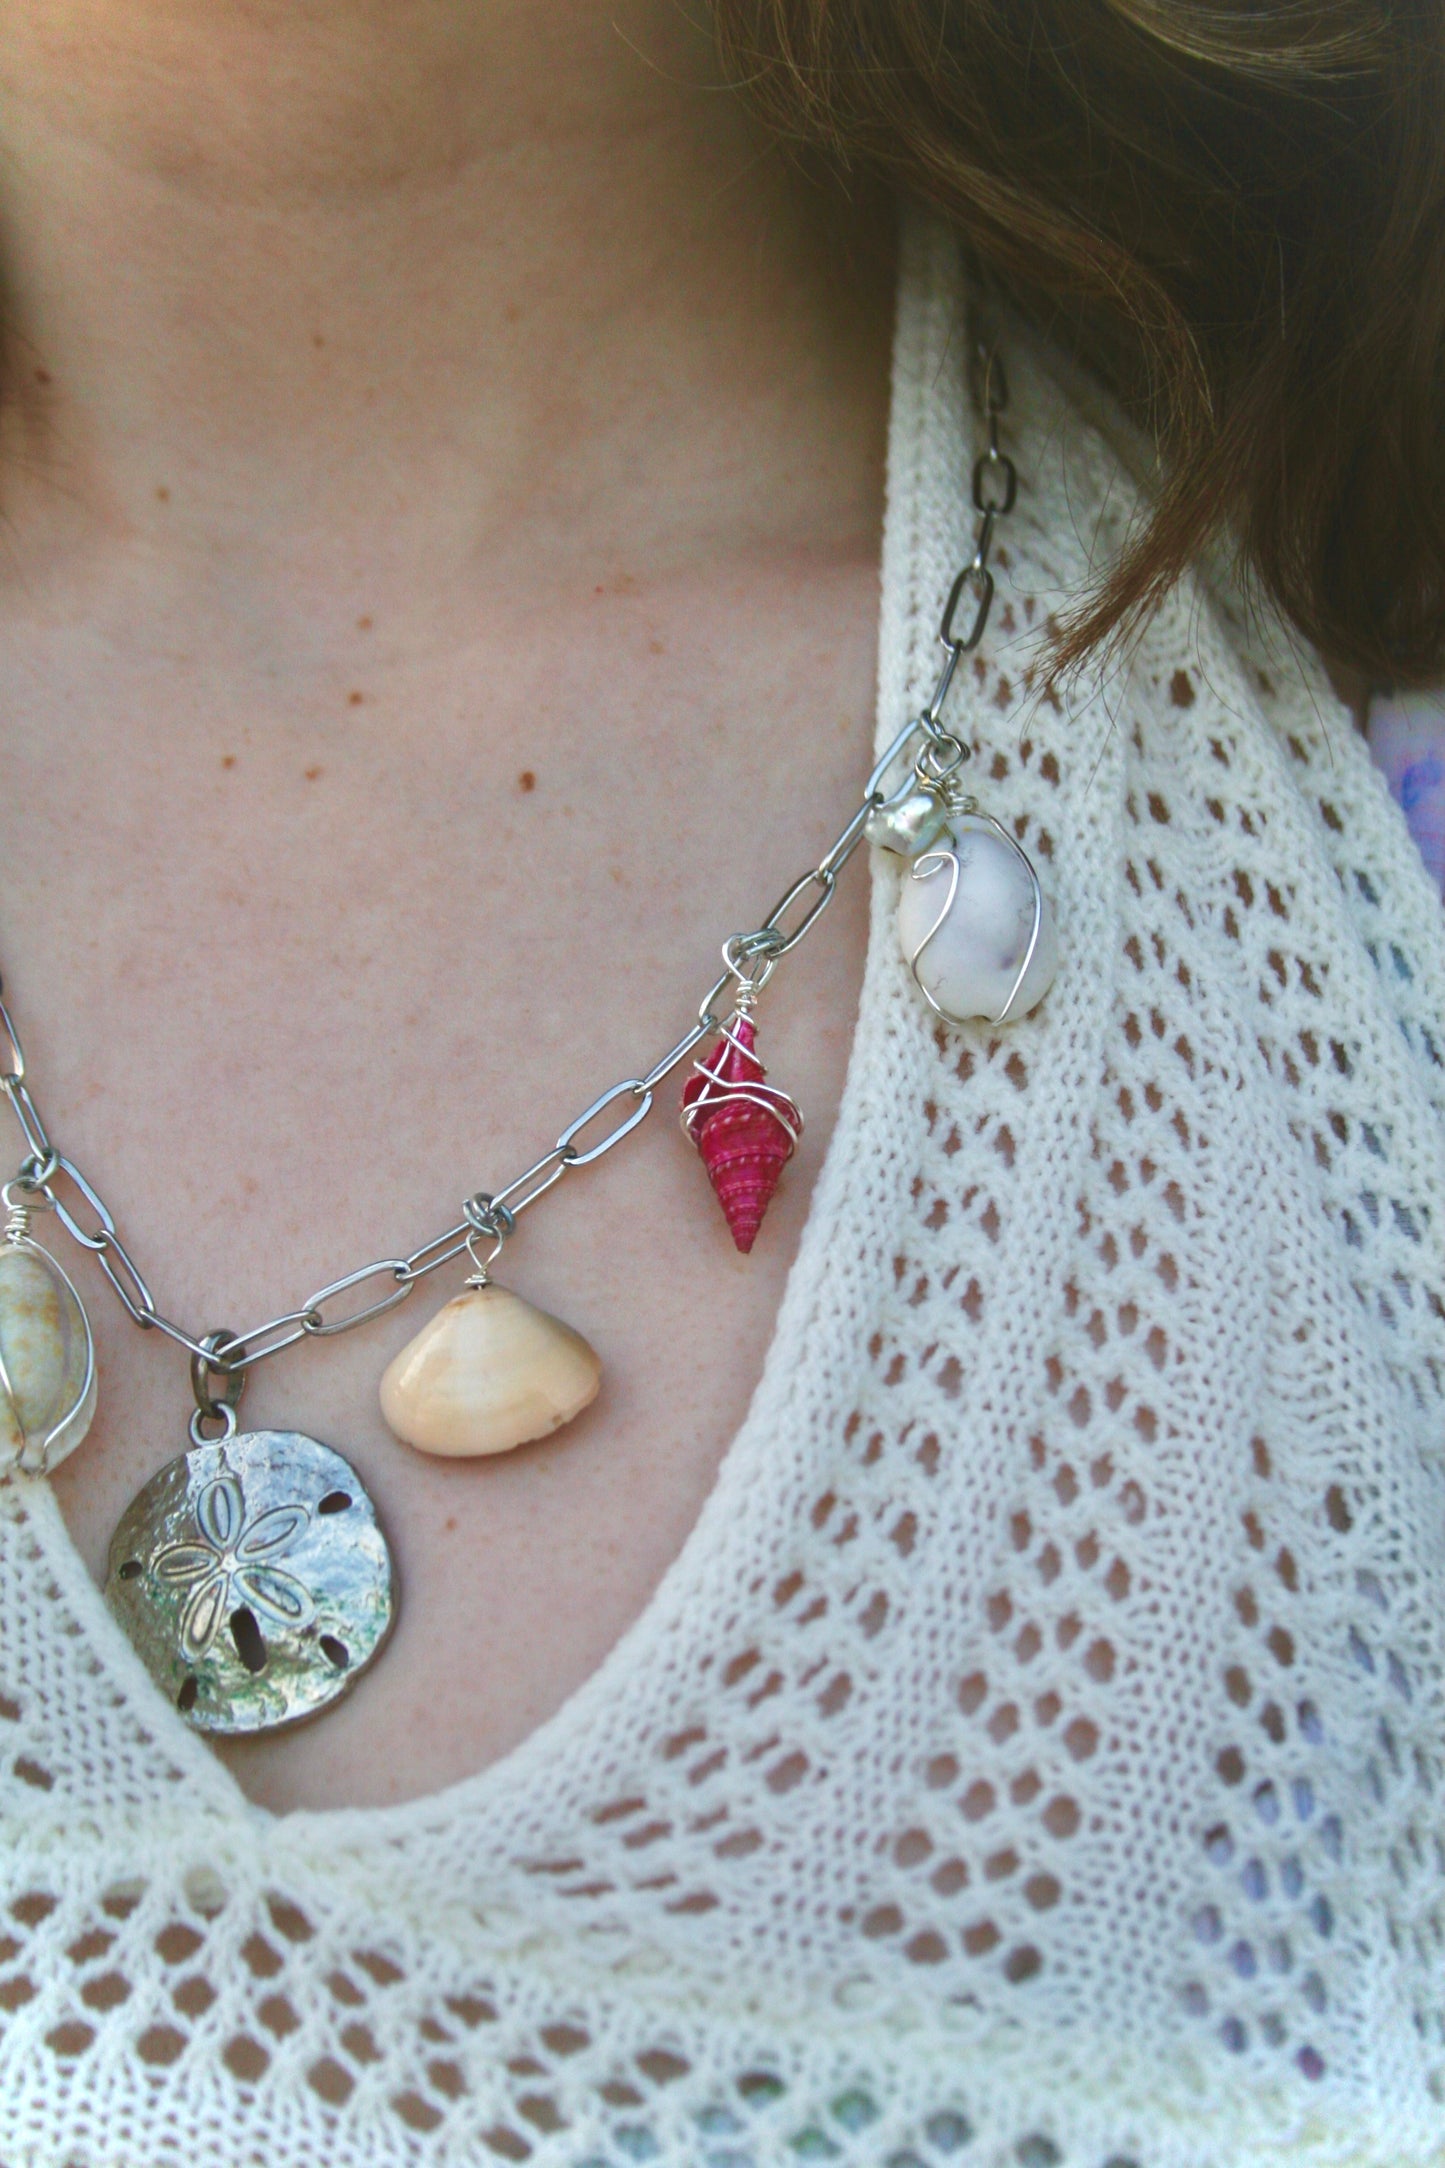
[[681, 1013, 803, 1252], [0, 1229, 97, 1476]]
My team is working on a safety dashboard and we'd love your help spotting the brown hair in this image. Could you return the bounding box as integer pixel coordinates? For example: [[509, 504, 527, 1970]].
[[715, 0, 1445, 685]]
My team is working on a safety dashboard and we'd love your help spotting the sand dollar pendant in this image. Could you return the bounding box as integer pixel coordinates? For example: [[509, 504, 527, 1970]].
[[106, 1344, 394, 1734]]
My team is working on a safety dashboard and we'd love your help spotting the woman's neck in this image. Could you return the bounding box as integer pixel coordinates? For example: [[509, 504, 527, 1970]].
[[0, 0, 892, 630]]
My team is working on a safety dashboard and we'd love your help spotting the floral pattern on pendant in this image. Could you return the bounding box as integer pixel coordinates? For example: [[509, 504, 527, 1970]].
[[107, 1430, 395, 1735], [153, 1468, 313, 1662]]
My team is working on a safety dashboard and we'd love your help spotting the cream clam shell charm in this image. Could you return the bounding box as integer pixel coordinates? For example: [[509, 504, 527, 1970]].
[[0, 1228, 97, 1475], [380, 1283, 601, 1457], [896, 811, 1058, 1025]]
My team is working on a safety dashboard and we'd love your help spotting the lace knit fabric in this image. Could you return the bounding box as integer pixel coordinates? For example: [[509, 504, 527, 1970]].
[[2, 214, 1443, 2168]]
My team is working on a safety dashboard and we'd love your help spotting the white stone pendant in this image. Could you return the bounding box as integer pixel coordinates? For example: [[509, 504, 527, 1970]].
[[379, 1283, 601, 1458], [0, 1233, 97, 1475], [897, 812, 1058, 1025]]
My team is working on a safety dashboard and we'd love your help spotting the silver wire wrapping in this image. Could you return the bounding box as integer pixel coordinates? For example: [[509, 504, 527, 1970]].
[[902, 813, 1057, 1027], [678, 1014, 805, 1154], [0, 1183, 97, 1475]]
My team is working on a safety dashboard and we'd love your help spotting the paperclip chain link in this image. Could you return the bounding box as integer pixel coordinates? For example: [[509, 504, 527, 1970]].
[[0, 344, 1014, 1383]]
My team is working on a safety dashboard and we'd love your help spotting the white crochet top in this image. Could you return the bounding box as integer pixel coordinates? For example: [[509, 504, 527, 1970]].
[[2, 213, 1443, 2168]]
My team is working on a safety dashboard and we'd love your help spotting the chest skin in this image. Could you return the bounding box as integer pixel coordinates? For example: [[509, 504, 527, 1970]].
[[0, 548, 878, 1811]]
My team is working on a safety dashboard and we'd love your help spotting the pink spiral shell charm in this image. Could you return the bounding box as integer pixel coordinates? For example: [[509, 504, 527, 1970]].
[[681, 1014, 803, 1253]]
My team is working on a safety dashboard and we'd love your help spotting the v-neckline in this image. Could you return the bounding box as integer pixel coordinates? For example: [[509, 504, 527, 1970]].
[[16, 207, 966, 1858]]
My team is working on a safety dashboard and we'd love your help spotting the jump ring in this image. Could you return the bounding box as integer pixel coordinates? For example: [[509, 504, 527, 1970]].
[[190, 1328, 248, 1424], [463, 1193, 516, 1243], [189, 1402, 239, 1448], [16, 1149, 60, 1194]]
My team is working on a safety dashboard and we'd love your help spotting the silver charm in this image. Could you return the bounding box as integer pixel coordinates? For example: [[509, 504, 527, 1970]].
[[106, 1422, 394, 1735], [0, 1185, 96, 1475]]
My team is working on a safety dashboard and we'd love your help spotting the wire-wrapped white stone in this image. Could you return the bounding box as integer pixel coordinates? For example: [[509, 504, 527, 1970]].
[[897, 812, 1058, 1024]]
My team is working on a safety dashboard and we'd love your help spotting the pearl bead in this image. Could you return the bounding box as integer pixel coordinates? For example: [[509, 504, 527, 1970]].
[[864, 786, 950, 856], [896, 814, 1058, 1023]]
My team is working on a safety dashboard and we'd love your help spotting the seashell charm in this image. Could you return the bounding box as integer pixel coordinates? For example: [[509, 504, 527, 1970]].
[[897, 811, 1058, 1025], [681, 1013, 803, 1252], [0, 1232, 97, 1476], [379, 1283, 602, 1458]]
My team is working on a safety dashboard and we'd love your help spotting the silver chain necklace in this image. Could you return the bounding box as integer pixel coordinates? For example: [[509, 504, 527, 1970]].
[[0, 343, 1054, 1734]]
